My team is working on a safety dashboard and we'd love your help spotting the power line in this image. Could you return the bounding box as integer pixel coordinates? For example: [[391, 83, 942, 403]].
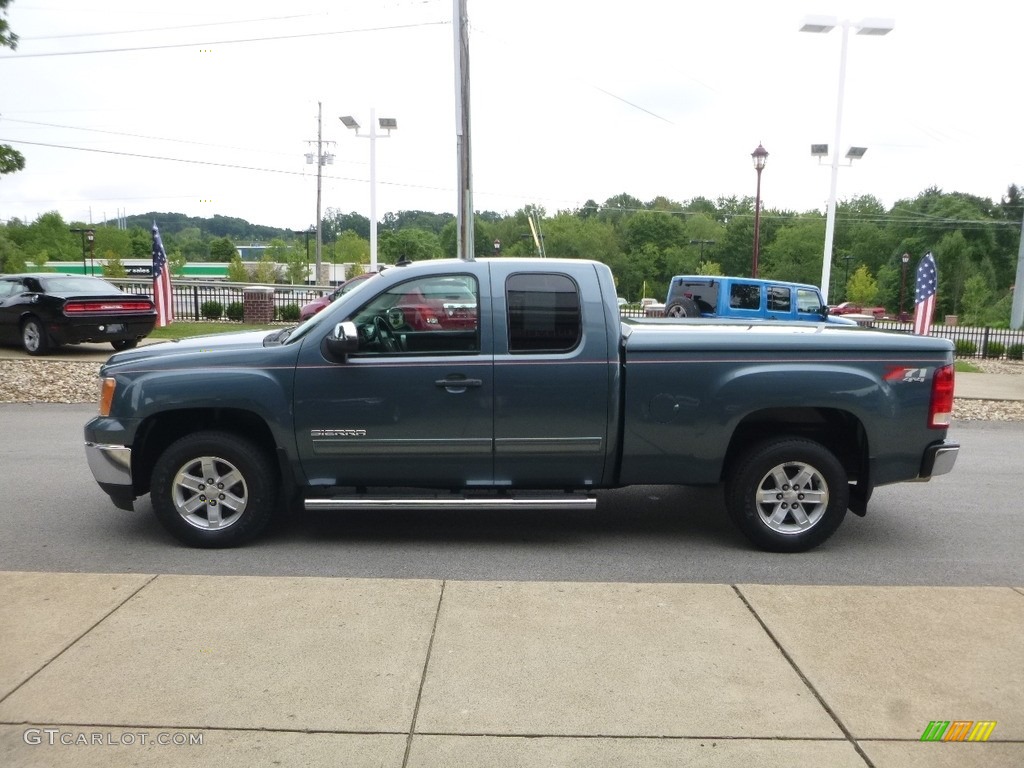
[[0, 118, 298, 157], [0, 20, 448, 59], [18, 13, 324, 41]]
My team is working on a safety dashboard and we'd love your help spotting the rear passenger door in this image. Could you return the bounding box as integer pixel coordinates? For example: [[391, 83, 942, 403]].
[[489, 263, 614, 488]]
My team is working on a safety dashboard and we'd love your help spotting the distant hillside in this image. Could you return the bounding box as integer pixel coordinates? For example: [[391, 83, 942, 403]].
[[106, 212, 292, 241]]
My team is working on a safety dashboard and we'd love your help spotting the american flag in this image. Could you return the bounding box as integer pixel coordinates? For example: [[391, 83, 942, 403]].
[[152, 222, 174, 327], [912, 251, 937, 336]]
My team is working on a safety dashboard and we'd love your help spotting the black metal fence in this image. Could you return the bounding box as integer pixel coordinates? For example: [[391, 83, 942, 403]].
[[110, 279, 327, 321], [111, 280, 1024, 358], [871, 321, 1024, 358]]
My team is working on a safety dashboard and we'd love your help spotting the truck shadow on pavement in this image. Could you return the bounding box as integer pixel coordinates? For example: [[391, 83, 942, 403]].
[[269, 485, 747, 550]]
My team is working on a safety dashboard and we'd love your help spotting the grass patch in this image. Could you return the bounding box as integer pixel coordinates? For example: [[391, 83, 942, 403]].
[[955, 360, 982, 373], [148, 322, 276, 340]]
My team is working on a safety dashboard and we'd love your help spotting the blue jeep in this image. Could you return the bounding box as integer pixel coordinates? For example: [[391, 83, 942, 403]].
[[664, 276, 856, 325]]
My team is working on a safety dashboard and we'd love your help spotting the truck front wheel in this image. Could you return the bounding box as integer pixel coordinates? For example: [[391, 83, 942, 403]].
[[725, 437, 848, 552], [150, 431, 277, 548]]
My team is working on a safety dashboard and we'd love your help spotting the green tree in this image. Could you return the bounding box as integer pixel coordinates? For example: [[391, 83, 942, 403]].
[[959, 274, 991, 326], [331, 230, 370, 265], [209, 236, 237, 262], [252, 254, 279, 284], [29, 212, 78, 260], [226, 254, 248, 282], [169, 248, 187, 276], [262, 238, 307, 285], [845, 265, 879, 305], [0, 144, 25, 177], [0, 230, 27, 272], [378, 228, 443, 261], [101, 251, 127, 278], [760, 218, 826, 285], [0, 0, 24, 178]]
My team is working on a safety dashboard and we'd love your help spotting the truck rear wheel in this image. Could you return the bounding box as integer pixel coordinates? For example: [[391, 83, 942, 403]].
[[666, 298, 699, 318], [725, 437, 848, 552], [151, 431, 277, 548]]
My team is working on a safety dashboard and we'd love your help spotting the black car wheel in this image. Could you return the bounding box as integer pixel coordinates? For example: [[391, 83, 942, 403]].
[[725, 437, 849, 552], [21, 317, 50, 356], [111, 339, 138, 351], [666, 298, 699, 318], [151, 431, 277, 548]]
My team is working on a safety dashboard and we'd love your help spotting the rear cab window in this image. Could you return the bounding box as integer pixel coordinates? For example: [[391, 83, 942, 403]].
[[506, 273, 582, 353]]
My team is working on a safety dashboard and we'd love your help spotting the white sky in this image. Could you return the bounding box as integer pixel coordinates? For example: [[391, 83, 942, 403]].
[[1, 0, 1021, 230]]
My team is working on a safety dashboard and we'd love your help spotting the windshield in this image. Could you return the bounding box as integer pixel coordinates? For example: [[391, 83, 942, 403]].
[[282, 270, 382, 344]]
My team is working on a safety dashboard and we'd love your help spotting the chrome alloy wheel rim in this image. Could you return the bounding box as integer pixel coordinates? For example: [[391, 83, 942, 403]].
[[755, 460, 829, 535], [171, 455, 248, 530], [23, 323, 41, 352]]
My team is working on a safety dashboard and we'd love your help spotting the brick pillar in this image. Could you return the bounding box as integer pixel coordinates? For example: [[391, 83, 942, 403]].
[[243, 286, 275, 324]]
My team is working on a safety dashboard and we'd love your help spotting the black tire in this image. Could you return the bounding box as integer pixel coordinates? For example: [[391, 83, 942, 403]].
[[725, 437, 849, 552], [666, 298, 700, 318], [150, 431, 277, 548], [111, 339, 138, 351], [21, 316, 50, 356]]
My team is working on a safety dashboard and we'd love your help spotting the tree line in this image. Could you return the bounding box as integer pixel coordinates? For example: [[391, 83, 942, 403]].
[[1, 185, 1020, 327]]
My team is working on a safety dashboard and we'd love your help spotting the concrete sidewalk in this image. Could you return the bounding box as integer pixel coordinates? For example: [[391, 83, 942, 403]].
[[1, 572, 1021, 767]]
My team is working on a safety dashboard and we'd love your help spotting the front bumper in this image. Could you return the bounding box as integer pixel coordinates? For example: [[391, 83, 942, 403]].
[[919, 440, 959, 479], [84, 442, 136, 510]]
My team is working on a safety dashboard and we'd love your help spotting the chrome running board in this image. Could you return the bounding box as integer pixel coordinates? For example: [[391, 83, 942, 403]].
[[305, 493, 596, 512]]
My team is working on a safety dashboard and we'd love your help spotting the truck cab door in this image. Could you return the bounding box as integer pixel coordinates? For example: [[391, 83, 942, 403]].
[[488, 263, 615, 488], [292, 268, 494, 489]]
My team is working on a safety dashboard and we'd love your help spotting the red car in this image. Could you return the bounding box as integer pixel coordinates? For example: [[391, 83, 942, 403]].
[[299, 272, 379, 321], [829, 302, 886, 318]]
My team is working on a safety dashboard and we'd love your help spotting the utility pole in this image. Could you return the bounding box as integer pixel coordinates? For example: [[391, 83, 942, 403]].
[[454, 0, 474, 261], [305, 102, 334, 283], [1012, 207, 1024, 329]]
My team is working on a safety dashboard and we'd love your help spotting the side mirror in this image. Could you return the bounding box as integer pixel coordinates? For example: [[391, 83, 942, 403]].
[[322, 321, 359, 362]]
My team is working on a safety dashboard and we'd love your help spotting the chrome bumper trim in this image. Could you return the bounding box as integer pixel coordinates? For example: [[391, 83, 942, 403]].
[[85, 442, 133, 487]]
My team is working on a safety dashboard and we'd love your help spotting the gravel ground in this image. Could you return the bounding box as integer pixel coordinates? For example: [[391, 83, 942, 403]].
[[1, 356, 1022, 420]]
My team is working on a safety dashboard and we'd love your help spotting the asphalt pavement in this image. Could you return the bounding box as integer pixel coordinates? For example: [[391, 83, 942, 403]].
[[1, 344, 1022, 767]]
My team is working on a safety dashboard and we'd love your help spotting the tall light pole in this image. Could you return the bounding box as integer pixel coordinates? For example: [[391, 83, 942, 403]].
[[340, 109, 397, 272], [899, 251, 910, 321], [751, 143, 768, 278], [801, 15, 894, 304]]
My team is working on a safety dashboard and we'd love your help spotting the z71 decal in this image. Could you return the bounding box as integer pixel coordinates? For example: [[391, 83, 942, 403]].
[[884, 366, 931, 383]]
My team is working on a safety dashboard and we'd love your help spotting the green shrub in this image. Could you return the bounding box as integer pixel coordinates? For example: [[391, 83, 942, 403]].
[[984, 341, 1005, 359], [954, 339, 977, 357], [278, 304, 300, 322], [200, 300, 223, 320], [226, 302, 244, 321], [1008, 344, 1024, 361]]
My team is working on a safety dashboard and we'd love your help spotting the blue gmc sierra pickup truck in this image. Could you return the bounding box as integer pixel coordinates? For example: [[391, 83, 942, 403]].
[[84, 258, 959, 552]]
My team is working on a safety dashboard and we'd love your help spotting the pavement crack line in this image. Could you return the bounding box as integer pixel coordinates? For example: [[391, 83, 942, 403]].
[[731, 585, 876, 768], [402, 579, 446, 768], [0, 573, 158, 708]]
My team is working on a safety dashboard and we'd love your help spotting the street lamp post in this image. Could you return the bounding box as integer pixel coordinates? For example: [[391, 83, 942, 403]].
[[899, 251, 910, 321], [801, 15, 894, 304], [340, 109, 397, 272], [69, 228, 95, 275], [689, 238, 715, 270], [751, 144, 768, 278]]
